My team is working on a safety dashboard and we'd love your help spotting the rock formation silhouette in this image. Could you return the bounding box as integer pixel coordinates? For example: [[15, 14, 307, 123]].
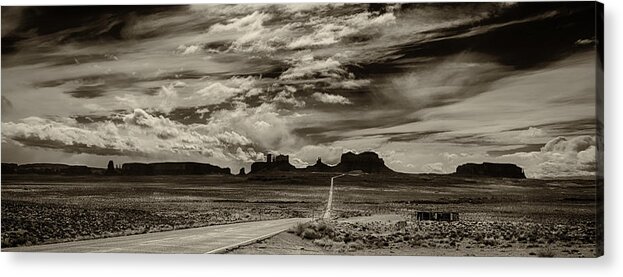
[[454, 162, 526, 179], [2, 163, 18, 174], [333, 151, 392, 173], [304, 157, 331, 172], [105, 160, 118, 175], [250, 151, 393, 174], [2, 153, 527, 179], [250, 154, 296, 173], [121, 162, 230, 176], [1, 163, 98, 175]]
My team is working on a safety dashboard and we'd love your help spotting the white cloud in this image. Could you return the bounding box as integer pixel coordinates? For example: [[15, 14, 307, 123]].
[[194, 83, 242, 104], [216, 131, 252, 146], [207, 11, 290, 53], [176, 44, 202, 55], [196, 108, 210, 119], [541, 136, 594, 153], [329, 79, 371, 89], [312, 92, 352, 105], [272, 89, 305, 107], [115, 83, 180, 114], [191, 76, 263, 105], [206, 102, 299, 151], [286, 12, 396, 49], [279, 55, 347, 80], [501, 135, 597, 178], [209, 11, 270, 33], [1, 107, 293, 170], [203, 9, 396, 53]]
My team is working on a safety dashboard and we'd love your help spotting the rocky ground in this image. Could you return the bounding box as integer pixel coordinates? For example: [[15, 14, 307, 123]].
[[230, 216, 598, 257]]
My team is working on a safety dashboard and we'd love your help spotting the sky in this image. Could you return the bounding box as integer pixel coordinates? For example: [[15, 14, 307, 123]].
[[1, 3, 601, 178]]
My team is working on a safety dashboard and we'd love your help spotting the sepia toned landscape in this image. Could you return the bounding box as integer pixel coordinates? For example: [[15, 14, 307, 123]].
[[1, 2, 603, 257], [1, 153, 600, 256]]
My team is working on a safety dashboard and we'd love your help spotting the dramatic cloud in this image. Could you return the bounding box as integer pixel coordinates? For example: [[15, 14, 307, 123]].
[[286, 11, 396, 49], [502, 135, 597, 178], [1, 105, 294, 171], [1, 3, 600, 177], [279, 55, 348, 80], [195, 83, 240, 103], [209, 11, 270, 33]]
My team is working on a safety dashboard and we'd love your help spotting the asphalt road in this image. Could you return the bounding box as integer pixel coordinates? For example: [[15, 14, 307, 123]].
[[4, 218, 308, 254]]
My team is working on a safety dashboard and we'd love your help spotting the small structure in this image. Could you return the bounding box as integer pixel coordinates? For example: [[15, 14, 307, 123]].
[[416, 211, 460, 222]]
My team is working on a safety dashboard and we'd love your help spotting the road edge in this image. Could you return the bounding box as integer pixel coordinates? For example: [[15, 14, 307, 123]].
[[205, 228, 290, 254]]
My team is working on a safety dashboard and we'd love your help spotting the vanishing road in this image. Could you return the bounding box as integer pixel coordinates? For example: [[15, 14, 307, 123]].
[[4, 218, 308, 254]]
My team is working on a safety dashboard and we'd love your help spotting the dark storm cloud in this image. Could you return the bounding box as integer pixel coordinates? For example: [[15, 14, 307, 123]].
[[1, 6, 188, 53], [339, 2, 596, 111], [390, 2, 596, 70]]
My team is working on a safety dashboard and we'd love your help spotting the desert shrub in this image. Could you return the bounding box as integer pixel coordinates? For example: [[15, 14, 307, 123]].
[[483, 237, 498, 246], [316, 221, 331, 233], [291, 220, 335, 241], [302, 228, 322, 240], [537, 248, 556, 257]]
